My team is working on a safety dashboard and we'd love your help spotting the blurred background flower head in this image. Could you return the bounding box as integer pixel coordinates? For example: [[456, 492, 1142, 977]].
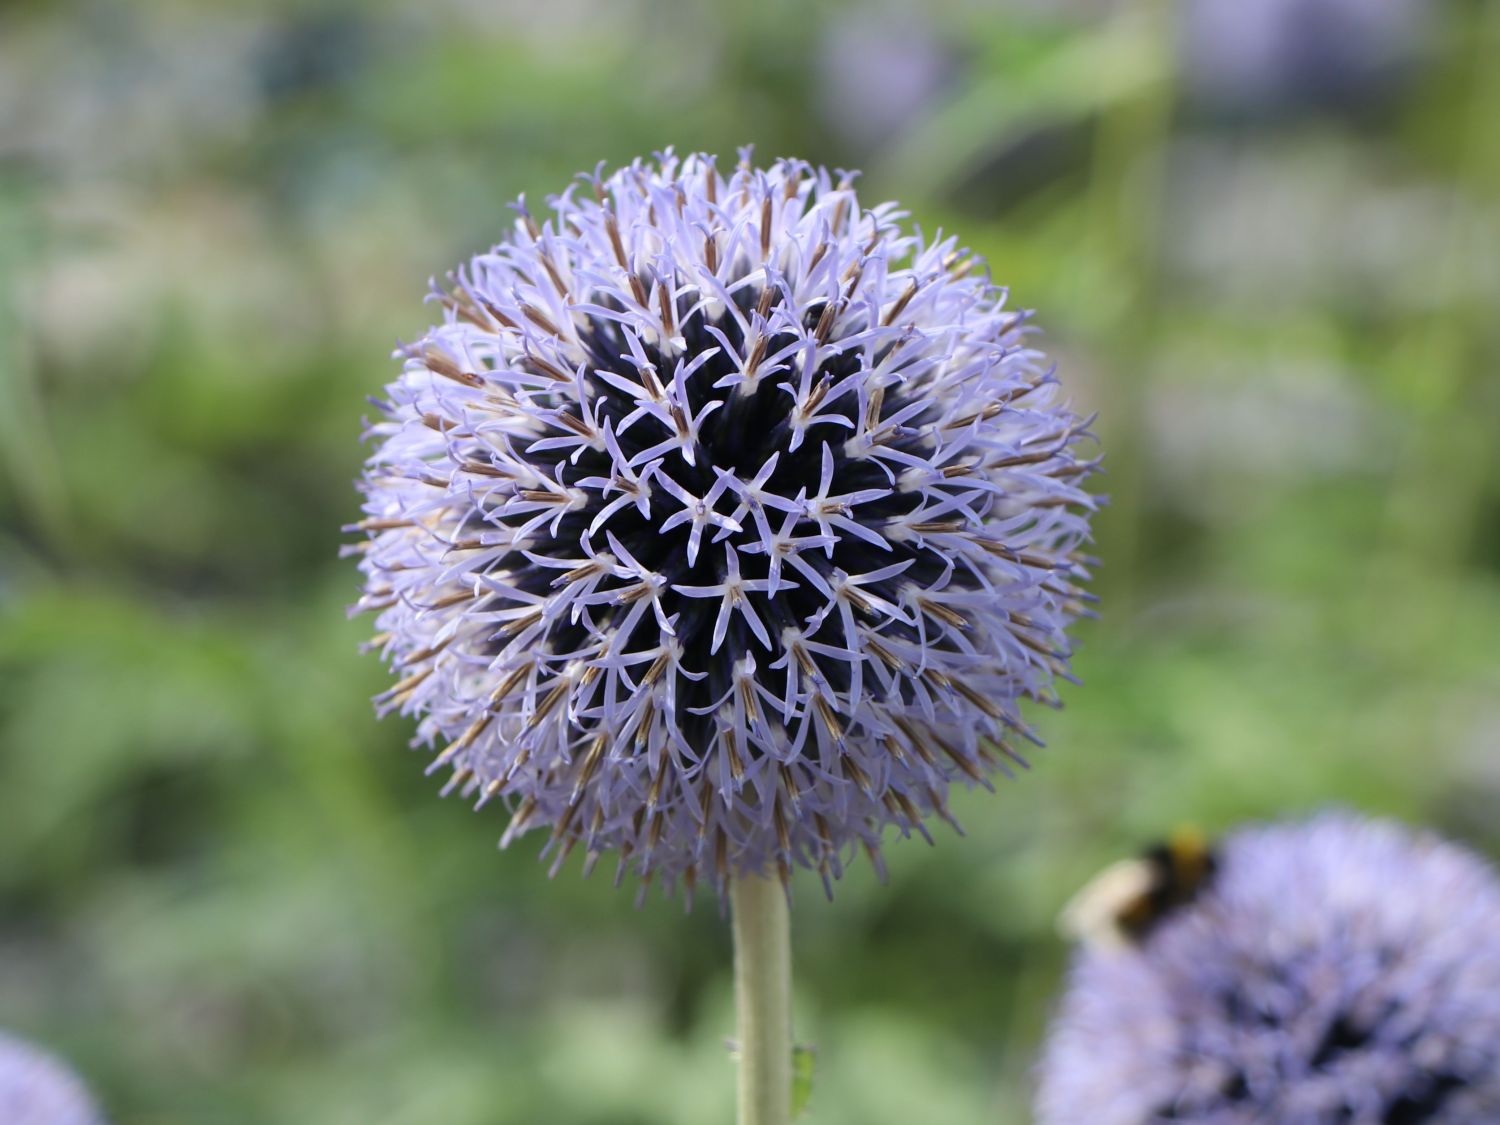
[[1, 0, 1496, 1120], [1037, 812, 1500, 1123], [0, 1031, 104, 1125]]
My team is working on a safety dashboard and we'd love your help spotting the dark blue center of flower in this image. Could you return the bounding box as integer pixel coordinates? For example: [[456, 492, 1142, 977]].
[[473, 278, 978, 750]]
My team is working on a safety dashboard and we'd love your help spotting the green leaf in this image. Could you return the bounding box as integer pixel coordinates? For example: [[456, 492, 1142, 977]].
[[791, 1044, 816, 1119]]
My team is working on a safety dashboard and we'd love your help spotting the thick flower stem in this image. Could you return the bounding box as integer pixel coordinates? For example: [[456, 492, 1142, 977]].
[[730, 873, 793, 1125]]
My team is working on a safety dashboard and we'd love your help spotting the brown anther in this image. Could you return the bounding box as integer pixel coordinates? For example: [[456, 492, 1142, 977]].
[[560, 558, 604, 584], [891, 715, 939, 767], [427, 589, 476, 611], [505, 795, 537, 834], [570, 734, 608, 802], [807, 239, 831, 274], [813, 300, 841, 344], [616, 581, 654, 604], [405, 635, 454, 664], [356, 517, 414, 532], [812, 694, 845, 741], [642, 649, 672, 688], [555, 413, 595, 440], [773, 798, 791, 855], [551, 800, 582, 844], [633, 698, 656, 750], [779, 763, 802, 806], [864, 634, 905, 672], [603, 209, 629, 271], [880, 280, 920, 327], [813, 812, 833, 850], [434, 713, 493, 768], [628, 271, 648, 308], [989, 449, 1053, 470], [423, 349, 484, 387], [657, 284, 676, 339], [489, 663, 533, 707], [791, 643, 817, 678], [498, 609, 542, 637], [841, 585, 875, 618], [841, 754, 872, 793], [864, 382, 885, 432], [531, 679, 570, 724], [640, 364, 667, 401], [830, 191, 851, 236], [918, 597, 969, 631], [380, 665, 432, 701], [943, 403, 1005, 430], [480, 301, 519, 330], [522, 351, 573, 384], [933, 732, 984, 782], [744, 334, 769, 380], [798, 374, 831, 418], [538, 251, 569, 298], [459, 459, 509, 478], [906, 519, 966, 537], [520, 303, 562, 337], [725, 728, 744, 781], [520, 489, 571, 505], [951, 677, 1001, 720]]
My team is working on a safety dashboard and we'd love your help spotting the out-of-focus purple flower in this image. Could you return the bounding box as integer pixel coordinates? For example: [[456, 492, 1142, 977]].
[[0, 1032, 104, 1125], [816, 8, 954, 152], [1037, 812, 1500, 1123], [1181, 0, 1430, 116], [350, 151, 1098, 897]]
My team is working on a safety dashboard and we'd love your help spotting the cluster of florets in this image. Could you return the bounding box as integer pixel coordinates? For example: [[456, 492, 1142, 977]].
[[351, 150, 1098, 897], [1037, 813, 1500, 1123]]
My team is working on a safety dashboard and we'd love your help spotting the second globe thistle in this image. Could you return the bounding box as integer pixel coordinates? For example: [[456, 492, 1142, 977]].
[[351, 151, 1098, 895], [0, 1031, 104, 1125], [1038, 813, 1500, 1123]]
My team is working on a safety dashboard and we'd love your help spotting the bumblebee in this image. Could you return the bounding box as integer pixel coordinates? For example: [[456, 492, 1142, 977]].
[[1059, 827, 1218, 949]]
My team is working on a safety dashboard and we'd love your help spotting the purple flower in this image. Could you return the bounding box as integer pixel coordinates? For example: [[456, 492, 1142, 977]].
[[1036, 813, 1500, 1123], [0, 1032, 104, 1125], [350, 151, 1098, 897]]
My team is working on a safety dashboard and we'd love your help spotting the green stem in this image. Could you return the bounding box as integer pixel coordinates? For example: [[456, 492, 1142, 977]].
[[730, 873, 793, 1125]]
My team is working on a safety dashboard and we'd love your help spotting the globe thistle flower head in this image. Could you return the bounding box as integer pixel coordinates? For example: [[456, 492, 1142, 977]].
[[350, 150, 1098, 899], [1037, 813, 1500, 1123], [0, 1031, 105, 1125]]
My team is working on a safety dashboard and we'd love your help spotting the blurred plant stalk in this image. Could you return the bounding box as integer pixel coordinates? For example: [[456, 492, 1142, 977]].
[[731, 874, 793, 1125]]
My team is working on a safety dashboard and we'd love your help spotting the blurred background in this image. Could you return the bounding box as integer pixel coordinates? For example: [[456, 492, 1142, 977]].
[[1, 0, 1497, 1121]]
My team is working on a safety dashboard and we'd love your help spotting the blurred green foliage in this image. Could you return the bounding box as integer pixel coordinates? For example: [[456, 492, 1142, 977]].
[[1, 0, 1498, 1121]]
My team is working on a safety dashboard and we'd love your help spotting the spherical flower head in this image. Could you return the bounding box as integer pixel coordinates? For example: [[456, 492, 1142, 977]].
[[0, 1031, 105, 1125], [350, 150, 1098, 898], [1036, 813, 1500, 1123]]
